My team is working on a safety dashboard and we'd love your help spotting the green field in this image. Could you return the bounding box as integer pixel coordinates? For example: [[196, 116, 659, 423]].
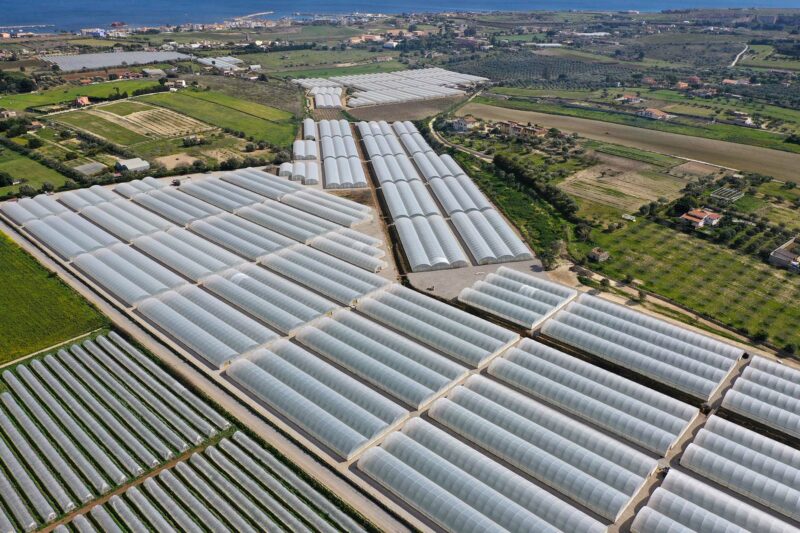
[[139, 91, 295, 147], [475, 96, 800, 155], [0, 233, 108, 363], [0, 80, 161, 111], [237, 49, 399, 72], [579, 221, 800, 350], [282, 61, 406, 79], [0, 148, 69, 195], [583, 140, 683, 167], [739, 44, 800, 71], [55, 111, 150, 145]]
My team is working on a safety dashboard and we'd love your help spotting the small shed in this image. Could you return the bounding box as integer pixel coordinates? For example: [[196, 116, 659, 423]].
[[116, 157, 150, 173]]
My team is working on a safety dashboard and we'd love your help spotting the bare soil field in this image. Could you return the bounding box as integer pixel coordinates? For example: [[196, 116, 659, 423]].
[[155, 152, 199, 170], [560, 153, 693, 212], [350, 96, 465, 122], [460, 102, 800, 183]]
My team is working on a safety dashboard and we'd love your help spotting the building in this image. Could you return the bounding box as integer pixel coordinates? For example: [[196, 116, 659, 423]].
[[615, 94, 643, 105], [382, 41, 399, 49], [142, 68, 166, 78], [497, 120, 546, 139], [74, 162, 107, 177], [115, 158, 150, 173], [451, 116, 480, 132], [680, 209, 722, 228], [769, 237, 800, 272], [638, 108, 674, 121], [710, 187, 744, 203], [0, 109, 17, 119], [74, 96, 91, 107], [588, 247, 610, 262]]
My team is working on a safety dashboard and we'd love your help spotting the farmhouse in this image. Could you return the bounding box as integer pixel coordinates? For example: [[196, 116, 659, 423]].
[[680, 209, 722, 228], [588, 247, 610, 262], [115, 157, 150, 173], [615, 94, 643, 104], [497, 120, 546, 139], [142, 68, 167, 78], [0, 109, 17, 119], [769, 237, 800, 272], [74, 96, 91, 107], [638, 108, 675, 121], [451, 116, 480, 132]]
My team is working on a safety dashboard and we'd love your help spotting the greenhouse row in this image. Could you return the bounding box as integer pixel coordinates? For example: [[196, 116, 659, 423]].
[[138, 285, 279, 368], [309, 85, 343, 97], [427, 376, 657, 521], [282, 189, 373, 227], [227, 342, 408, 459], [0, 193, 68, 225], [278, 161, 320, 185], [113, 177, 165, 198], [393, 215, 469, 271], [133, 187, 222, 225], [180, 178, 264, 213], [541, 293, 742, 399], [201, 264, 338, 335], [357, 285, 519, 367], [450, 209, 532, 265], [458, 266, 577, 330], [218, 168, 304, 200], [488, 339, 697, 455], [357, 417, 605, 533], [80, 199, 173, 242], [721, 355, 800, 439], [631, 469, 796, 533], [314, 93, 342, 109], [74, 243, 190, 307], [188, 213, 295, 261], [323, 157, 368, 189], [61, 432, 363, 533], [307, 234, 387, 272], [0, 333, 228, 532], [24, 211, 120, 260], [57, 184, 118, 212], [358, 120, 467, 271], [293, 140, 319, 161], [318, 119, 353, 139], [261, 245, 390, 305], [294, 311, 468, 409], [680, 416, 800, 522]]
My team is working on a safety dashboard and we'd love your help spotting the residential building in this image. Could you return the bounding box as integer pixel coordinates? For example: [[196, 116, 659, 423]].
[[615, 94, 643, 104], [497, 120, 546, 139], [451, 116, 480, 132], [75, 96, 91, 107], [0, 110, 17, 119], [142, 68, 166, 78], [680, 209, 722, 228], [637, 108, 675, 121], [588, 247, 610, 262], [769, 237, 800, 272]]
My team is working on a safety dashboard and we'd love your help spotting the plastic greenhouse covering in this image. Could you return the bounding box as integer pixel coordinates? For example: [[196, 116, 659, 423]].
[[429, 376, 657, 521], [237, 201, 338, 243], [58, 185, 118, 211], [188, 214, 294, 260], [283, 192, 368, 227], [202, 264, 336, 334], [133, 228, 245, 281], [261, 245, 389, 305], [722, 355, 800, 439], [489, 339, 697, 455], [132, 187, 222, 225], [81, 199, 173, 241], [394, 215, 468, 272], [219, 168, 303, 200], [451, 210, 532, 264], [138, 286, 277, 367], [24, 212, 120, 259], [303, 118, 317, 140], [358, 285, 519, 366], [680, 416, 800, 521], [0, 194, 69, 225], [631, 469, 797, 533], [179, 178, 264, 212], [307, 235, 386, 272], [358, 418, 605, 533], [227, 342, 408, 459], [542, 293, 740, 399], [295, 311, 467, 408], [113, 177, 164, 198], [459, 267, 576, 329], [381, 180, 440, 219]]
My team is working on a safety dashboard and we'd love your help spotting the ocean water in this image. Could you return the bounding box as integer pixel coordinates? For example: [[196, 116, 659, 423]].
[[2, 0, 799, 32]]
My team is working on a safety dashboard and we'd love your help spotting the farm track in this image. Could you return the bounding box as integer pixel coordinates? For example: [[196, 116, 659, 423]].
[[460, 102, 800, 183]]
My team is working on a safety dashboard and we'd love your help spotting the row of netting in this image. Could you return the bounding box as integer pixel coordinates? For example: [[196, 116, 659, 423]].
[[0, 333, 229, 532], [55, 432, 364, 533]]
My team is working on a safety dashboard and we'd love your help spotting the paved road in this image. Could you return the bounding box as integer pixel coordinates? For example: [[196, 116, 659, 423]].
[[460, 102, 800, 182], [730, 44, 749, 67]]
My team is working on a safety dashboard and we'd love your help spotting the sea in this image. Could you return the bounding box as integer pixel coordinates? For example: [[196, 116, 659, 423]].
[[2, 0, 799, 32]]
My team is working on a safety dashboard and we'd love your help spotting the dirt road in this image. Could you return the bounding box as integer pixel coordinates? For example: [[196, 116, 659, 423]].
[[460, 102, 800, 182]]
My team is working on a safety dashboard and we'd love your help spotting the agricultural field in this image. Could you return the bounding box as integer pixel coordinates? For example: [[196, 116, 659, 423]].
[[729, 181, 800, 231], [738, 44, 800, 71], [193, 75, 303, 115], [54, 111, 150, 145], [88, 103, 214, 137], [0, 233, 108, 363], [236, 49, 400, 73], [0, 147, 69, 196], [458, 102, 800, 183], [140, 90, 296, 147], [280, 61, 406, 80], [0, 79, 160, 111], [575, 220, 800, 351]]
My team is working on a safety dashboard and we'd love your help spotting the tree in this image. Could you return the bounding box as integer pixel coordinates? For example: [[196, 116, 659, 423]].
[[18, 184, 36, 197], [26, 136, 43, 149]]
